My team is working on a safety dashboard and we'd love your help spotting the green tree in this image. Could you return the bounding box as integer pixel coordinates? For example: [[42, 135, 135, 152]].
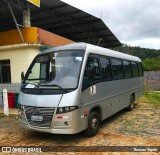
[[143, 57, 160, 71]]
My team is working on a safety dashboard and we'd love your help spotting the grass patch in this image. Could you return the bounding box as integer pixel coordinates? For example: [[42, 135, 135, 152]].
[[137, 92, 160, 107]]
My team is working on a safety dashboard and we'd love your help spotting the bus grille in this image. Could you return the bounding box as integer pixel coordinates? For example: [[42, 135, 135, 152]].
[[24, 106, 55, 128]]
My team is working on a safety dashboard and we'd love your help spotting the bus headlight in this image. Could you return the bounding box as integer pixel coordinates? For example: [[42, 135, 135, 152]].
[[56, 106, 79, 114]]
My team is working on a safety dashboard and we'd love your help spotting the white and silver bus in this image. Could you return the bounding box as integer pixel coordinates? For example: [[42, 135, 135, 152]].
[[18, 43, 144, 136]]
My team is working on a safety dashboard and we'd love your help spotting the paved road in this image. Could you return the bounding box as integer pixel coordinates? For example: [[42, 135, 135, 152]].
[[0, 103, 159, 155]]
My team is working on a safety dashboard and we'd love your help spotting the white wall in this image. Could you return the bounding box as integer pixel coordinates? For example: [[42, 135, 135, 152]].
[[0, 44, 40, 83]]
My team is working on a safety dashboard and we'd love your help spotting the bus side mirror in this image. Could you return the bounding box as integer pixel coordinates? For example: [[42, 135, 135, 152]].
[[21, 71, 25, 82]]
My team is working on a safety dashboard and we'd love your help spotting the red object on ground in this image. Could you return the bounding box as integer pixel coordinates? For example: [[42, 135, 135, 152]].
[[8, 92, 16, 108]]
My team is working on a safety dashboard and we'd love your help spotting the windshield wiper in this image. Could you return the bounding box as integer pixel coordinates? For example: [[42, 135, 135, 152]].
[[39, 83, 68, 93]]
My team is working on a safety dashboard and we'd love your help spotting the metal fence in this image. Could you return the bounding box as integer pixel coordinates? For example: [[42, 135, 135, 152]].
[[144, 71, 160, 91]]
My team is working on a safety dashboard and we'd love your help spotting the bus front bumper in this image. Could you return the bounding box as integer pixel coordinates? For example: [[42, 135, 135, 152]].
[[19, 120, 82, 134]]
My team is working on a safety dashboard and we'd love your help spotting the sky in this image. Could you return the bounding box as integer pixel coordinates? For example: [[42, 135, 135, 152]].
[[62, 0, 160, 49]]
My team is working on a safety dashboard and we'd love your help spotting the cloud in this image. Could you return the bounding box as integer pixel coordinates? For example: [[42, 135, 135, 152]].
[[124, 38, 160, 49], [102, 0, 160, 38], [62, 0, 160, 49]]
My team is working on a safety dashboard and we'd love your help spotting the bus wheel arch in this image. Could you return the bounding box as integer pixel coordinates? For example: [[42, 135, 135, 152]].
[[84, 106, 101, 137], [127, 93, 135, 111], [91, 106, 102, 120]]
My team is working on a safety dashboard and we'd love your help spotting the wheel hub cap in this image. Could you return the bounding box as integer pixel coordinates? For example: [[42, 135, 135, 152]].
[[91, 118, 98, 129]]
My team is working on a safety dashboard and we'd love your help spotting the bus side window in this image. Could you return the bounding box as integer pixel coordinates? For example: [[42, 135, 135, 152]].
[[83, 55, 101, 88], [123, 60, 132, 78], [138, 62, 143, 77], [100, 57, 112, 80], [131, 62, 139, 77], [111, 58, 124, 80]]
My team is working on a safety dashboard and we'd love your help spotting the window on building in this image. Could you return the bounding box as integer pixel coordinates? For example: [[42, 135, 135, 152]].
[[123, 60, 132, 78], [0, 60, 11, 83], [111, 59, 124, 80], [100, 57, 112, 80]]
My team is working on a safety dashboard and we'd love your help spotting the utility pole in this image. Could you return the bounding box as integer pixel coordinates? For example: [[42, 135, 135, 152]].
[[23, 2, 31, 27]]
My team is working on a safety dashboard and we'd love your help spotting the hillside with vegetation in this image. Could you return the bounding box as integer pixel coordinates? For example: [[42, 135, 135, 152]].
[[113, 44, 160, 71]]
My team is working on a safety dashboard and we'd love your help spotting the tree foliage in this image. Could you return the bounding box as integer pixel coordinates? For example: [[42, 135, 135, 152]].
[[143, 57, 160, 71], [113, 44, 160, 71]]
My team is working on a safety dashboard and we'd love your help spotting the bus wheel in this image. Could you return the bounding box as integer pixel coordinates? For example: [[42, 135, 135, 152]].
[[84, 111, 100, 137], [127, 95, 135, 111]]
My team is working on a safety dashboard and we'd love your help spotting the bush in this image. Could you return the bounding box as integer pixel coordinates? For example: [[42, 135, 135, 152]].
[[143, 57, 160, 71]]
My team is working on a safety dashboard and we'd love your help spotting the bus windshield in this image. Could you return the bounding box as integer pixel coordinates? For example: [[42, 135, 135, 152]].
[[24, 50, 84, 89]]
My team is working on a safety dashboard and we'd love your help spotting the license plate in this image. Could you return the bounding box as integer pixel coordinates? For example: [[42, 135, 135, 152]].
[[31, 115, 43, 122]]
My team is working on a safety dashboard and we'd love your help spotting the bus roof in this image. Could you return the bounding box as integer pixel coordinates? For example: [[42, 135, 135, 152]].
[[41, 42, 141, 62]]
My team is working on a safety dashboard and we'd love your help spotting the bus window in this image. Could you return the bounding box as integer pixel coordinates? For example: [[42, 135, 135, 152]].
[[83, 55, 101, 88], [111, 59, 124, 80], [131, 62, 139, 77], [28, 62, 49, 83], [123, 60, 132, 78], [138, 62, 143, 77], [100, 57, 112, 80]]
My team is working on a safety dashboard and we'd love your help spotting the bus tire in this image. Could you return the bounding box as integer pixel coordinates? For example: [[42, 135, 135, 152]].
[[127, 95, 135, 111], [84, 111, 100, 137]]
